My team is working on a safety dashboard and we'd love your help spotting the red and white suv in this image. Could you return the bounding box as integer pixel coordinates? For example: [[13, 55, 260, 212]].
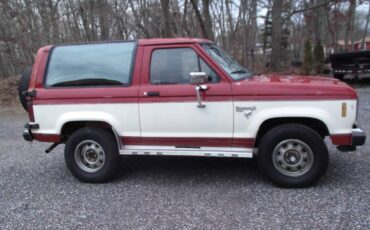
[[19, 38, 366, 186]]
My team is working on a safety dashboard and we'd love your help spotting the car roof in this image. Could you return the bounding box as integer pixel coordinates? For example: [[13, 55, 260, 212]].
[[138, 38, 213, 46], [45, 38, 213, 50]]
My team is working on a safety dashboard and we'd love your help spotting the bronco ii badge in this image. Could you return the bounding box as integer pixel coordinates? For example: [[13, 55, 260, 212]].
[[235, 106, 256, 118]]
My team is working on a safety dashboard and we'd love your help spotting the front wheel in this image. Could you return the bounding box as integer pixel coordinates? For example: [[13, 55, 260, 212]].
[[257, 124, 329, 187], [65, 127, 120, 183]]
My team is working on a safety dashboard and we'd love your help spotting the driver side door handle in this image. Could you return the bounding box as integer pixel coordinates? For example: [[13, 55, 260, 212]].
[[144, 91, 160, 97]]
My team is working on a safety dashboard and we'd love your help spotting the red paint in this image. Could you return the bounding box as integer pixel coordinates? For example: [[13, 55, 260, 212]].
[[33, 133, 61, 143], [330, 134, 352, 145], [30, 39, 357, 106], [138, 38, 212, 46], [232, 75, 357, 100], [33, 97, 138, 105], [232, 138, 255, 148], [122, 137, 255, 148], [33, 87, 139, 105], [32, 132, 255, 147]]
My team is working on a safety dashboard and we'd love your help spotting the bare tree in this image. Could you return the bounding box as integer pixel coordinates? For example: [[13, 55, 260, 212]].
[[270, 0, 283, 72], [0, 0, 365, 77], [160, 0, 173, 37], [344, 0, 356, 51], [190, 0, 214, 40], [361, 1, 370, 49]]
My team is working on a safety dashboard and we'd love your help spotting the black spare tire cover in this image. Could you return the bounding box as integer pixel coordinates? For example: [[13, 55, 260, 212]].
[[18, 67, 32, 111]]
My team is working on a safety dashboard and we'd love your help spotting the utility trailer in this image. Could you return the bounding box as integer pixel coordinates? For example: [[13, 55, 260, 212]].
[[330, 50, 370, 80]]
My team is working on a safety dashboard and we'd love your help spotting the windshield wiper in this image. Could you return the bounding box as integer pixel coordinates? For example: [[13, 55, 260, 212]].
[[230, 69, 248, 74]]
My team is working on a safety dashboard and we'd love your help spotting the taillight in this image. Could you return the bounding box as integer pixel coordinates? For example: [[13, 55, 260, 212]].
[[27, 98, 35, 122]]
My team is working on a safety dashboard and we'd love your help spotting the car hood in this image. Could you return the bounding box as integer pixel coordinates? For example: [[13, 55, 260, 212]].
[[231, 74, 357, 100]]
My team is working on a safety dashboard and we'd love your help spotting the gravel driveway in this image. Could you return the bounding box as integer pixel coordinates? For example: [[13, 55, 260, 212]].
[[0, 84, 369, 230]]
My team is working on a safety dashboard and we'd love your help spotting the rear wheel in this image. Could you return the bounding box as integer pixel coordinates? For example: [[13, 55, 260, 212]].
[[65, 127, 120, 183], [257, 124, 328, 187]]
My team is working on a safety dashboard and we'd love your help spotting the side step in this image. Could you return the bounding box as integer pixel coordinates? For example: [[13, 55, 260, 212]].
[[119, 145, 254, 158]]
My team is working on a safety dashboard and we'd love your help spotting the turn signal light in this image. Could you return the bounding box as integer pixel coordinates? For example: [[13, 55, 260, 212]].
[[342, 103, 347, 117]]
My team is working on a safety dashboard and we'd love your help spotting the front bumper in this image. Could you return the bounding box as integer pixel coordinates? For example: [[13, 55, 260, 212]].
[[337, 127, 366, 152], [351, 128, 366, 146]]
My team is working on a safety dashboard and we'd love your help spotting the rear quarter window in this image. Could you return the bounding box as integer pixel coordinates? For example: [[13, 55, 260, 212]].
[[45, 42, 136, 87]]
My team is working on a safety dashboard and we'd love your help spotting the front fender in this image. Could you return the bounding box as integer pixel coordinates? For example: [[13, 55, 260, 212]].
[[233, 100, 356, 138]]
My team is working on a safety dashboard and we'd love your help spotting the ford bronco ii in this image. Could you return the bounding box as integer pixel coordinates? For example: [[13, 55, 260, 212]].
[[19, 38, 366, 187]]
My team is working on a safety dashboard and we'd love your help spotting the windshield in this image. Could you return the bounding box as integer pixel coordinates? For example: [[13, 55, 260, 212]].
[[202, 43, 253, 81]]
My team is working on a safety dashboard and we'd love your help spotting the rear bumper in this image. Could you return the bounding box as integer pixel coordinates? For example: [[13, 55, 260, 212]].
[[23, 129, 33, 142], [23, 123, 39, 142], [22, 123, 61, 143], [336, 127, 366, 152]]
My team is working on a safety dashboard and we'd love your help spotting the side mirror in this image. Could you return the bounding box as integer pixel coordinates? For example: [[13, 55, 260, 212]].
[[189, 72, 208, 85]]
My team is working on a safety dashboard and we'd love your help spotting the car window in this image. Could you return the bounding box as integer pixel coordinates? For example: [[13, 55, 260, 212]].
[[45, 42, 136, 87], [150, 48, 219, 85]]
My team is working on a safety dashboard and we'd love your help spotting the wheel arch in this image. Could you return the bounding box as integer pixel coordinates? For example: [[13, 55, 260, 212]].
[[255, 117, 330, 147], [60, 120, 122, 148]]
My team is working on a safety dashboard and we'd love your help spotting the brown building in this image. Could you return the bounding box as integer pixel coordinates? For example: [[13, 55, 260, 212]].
[[337, 37, 370, 51]]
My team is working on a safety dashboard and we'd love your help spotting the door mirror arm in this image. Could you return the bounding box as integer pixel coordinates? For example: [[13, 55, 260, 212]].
[[195, 85, 208, 108], [189, 72, 208, 108]]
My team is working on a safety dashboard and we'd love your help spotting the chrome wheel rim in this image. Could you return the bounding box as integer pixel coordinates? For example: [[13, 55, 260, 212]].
[[272, 139, 314, 177], [74, 140, 105, 173]]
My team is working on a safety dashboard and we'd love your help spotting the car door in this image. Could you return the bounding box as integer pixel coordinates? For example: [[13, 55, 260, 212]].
[[138, 44, 234, 147]]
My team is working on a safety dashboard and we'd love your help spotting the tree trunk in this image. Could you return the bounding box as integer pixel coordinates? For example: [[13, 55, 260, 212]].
[[362, 2, 370, 49], [249, 0, 257, 69], [313, 0, 326, 45], [202, 0, 214, 40], [271, 0, 283, 72], [78, 3, 91, 41], [97, 0, 109, 40], [190, 0, 208, 39], [344, 0, 356, 51], [160, 0, 173, 37]]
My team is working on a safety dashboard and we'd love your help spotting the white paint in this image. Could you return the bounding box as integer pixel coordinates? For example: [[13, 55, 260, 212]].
[[32, 99, 357, 148], [139, 101, 233, 137], [233, 100, 357, 138], [32, 103, 141, 137]]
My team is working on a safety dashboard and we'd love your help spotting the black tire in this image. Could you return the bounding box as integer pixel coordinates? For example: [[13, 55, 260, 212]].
[[65, 127, 120, 183], [257, 124, 328, 187], [18, 66, 32, 111]]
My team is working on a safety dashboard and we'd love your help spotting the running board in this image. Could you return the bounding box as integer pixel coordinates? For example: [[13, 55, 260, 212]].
[[119, 145, 254, 158]]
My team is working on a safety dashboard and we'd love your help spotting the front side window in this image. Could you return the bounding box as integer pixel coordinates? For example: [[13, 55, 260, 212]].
[[202, 44, 253, 81], [45, 42, 136, 87], [150, 48, 219, 85]]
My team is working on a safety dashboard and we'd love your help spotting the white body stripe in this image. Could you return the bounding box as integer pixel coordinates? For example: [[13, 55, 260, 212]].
[[32, 99, 357, 141]]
